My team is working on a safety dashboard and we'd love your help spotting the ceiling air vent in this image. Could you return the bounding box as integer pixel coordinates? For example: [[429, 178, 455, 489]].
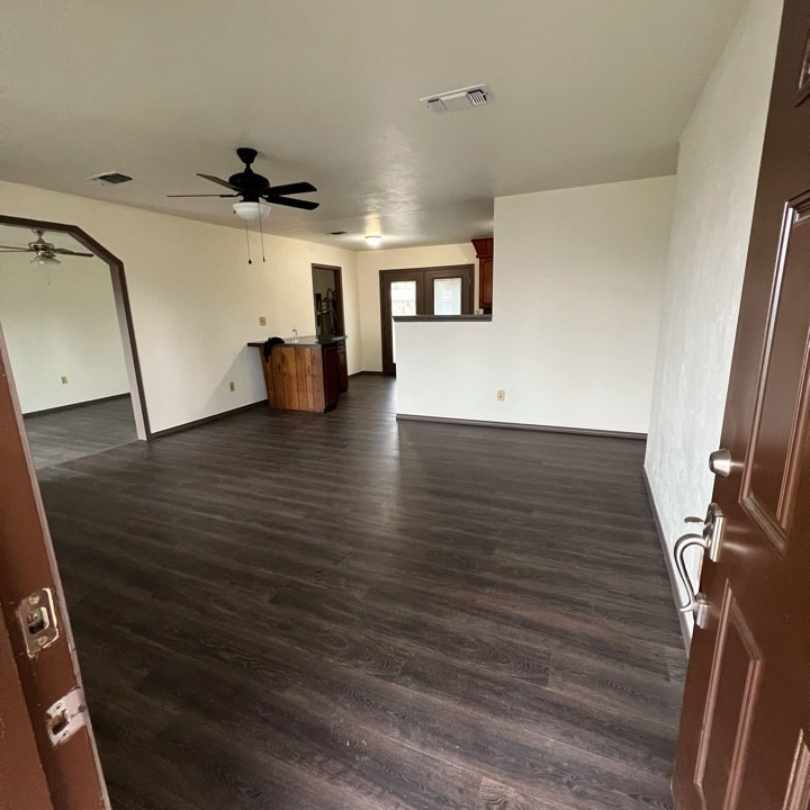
[[420, 84, 490, 113], [329, 230, 347, 236], [89, 171, 133, 185]]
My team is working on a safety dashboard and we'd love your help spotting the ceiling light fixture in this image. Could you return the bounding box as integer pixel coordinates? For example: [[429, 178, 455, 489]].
[[31, 252, 61, 265], [232, 201, 272, 222], [365, 235, 383, 249]]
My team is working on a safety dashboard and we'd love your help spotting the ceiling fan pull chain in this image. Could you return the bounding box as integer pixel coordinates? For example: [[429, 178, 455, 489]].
[[243, 220, 253, 265], [258, 204, 267, 263]]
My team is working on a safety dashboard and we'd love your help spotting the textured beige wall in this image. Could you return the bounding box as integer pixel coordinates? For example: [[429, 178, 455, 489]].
[[644, 0, 782, 637]]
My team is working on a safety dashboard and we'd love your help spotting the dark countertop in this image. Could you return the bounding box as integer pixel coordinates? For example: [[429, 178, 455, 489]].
[[392, 315, 492, 323], [248, 335, 346, 348]]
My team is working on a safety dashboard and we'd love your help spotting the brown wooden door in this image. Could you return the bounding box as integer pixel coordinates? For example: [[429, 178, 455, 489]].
[[379, 265, 474, 375], [0, 325, 109, 809], [673, 4, 810, 808], [379, 269, 424, 376]]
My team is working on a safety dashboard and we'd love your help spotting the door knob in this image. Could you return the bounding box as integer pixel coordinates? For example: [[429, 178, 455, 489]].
[[709, 448, 734, 477]]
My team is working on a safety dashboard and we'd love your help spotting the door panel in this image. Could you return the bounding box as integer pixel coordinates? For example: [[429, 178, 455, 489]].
[[431, 276, 462, 315], [423, 266, 474, 316], [694, 585, 763, 810], [0, 325, 109, 808], [672, 4, 810, 809], [742, 193, 810, 550]]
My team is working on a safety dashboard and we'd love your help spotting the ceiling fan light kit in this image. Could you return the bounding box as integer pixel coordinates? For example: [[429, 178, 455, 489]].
[[31, 253, 60, 265], [233, 201, 272, 222]]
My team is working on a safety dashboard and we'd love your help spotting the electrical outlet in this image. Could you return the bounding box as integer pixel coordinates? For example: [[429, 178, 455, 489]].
[[229, 381, 236, 392], [496, 389, 506, 401], [60, 376, 68, 385], [259, 316, 267, 326]]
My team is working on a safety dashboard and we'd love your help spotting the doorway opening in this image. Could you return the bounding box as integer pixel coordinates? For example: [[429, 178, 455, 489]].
[[0, 215, 150, 467], [379, 264, 474, 375], [311, 263, 345, 339]]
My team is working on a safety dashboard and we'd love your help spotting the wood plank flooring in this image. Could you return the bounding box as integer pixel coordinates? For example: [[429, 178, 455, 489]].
[[24, 394, 137, 469], [34, 376, 684, 810]]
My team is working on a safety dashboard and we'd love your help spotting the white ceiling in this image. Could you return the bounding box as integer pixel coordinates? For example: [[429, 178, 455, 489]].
[[0, 0, 744, 250]]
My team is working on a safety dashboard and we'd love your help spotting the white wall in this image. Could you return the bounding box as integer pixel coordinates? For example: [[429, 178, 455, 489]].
[[0, 254, 130, 413], [0, 181, 360, 434], [356, 243, 477, 372], [396, 176, 674, 434], [644, 0, 781, 634]]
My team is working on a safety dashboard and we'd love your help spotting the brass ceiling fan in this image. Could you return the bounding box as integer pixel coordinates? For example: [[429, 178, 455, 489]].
[[0, 229, 94, 264]]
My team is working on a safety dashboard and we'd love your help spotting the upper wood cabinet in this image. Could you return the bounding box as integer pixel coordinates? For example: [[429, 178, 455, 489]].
[[472, 237, 493, 313]]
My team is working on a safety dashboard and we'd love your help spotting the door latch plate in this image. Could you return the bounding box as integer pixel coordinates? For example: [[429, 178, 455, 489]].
[[16, 587, 60, 658], [46, 688, 88, 746], [704, 502, 726, 563]]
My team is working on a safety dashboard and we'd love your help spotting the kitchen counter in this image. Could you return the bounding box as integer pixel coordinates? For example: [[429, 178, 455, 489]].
[[247, 335, 347, 349], [392, 315, 492, 323]]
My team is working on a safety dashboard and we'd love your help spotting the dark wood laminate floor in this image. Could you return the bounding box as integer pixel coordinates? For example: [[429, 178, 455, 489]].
[[35, 377, 685, 810], [24, 394, 137, 469]]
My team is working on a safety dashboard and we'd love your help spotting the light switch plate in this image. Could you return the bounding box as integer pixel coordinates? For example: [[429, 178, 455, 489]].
[[259, 316, 267, 326]]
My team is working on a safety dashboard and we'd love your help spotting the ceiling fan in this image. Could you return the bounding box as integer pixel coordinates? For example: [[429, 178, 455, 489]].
[[0, 229, 94, 264], [168, 147, 319, 211]]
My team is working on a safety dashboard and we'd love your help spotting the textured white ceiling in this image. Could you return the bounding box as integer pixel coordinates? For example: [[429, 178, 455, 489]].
[[0, 0, 744, 249]]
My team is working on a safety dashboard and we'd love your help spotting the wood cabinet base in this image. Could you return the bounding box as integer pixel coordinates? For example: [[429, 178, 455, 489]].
[[249, 339, 346, 413]]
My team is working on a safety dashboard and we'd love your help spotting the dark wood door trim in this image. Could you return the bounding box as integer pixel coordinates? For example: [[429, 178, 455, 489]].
[[0, 214, 152, 439], [379, 265, 474, 376], [379, 268, 422, 376], [311, 263, 345, 337]]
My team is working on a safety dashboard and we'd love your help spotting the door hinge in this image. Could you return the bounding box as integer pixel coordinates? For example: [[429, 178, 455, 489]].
[[46, 688, 88, 747], [16, 587, 60, 658]]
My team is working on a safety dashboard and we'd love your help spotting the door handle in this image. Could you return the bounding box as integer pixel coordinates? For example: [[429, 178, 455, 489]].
[[674, 531, 709, 615], [672, 504, 725, 629]]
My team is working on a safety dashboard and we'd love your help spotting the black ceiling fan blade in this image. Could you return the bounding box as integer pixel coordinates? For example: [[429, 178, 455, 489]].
[[52, 248, 95, 257], [264, 196, 320, 210], [167, 193, 239, 198], [197, 173, 240, 191], [266, 181, 317, 197]]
